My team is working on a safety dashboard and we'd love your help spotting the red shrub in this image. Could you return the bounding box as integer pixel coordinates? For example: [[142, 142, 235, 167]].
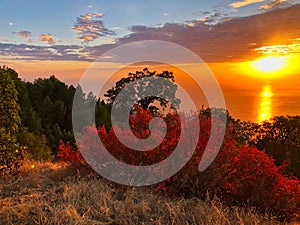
[[59, 108, 300, 217], [57, 141, 85, 166], [197, 144, 300, 216]]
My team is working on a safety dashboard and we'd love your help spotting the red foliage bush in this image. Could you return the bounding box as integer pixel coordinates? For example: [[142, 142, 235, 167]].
[[99, 108, 181, 166], [57, 141, 85, 167], [58, 108, 300, 217], [169, 142, 300, 217]]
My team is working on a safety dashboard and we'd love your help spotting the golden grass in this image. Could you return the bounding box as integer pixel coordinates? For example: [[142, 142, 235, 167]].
[[0, 161, 298, 225]]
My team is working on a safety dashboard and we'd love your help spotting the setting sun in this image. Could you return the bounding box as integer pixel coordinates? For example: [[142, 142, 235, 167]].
[[252, 56, 288, 73]]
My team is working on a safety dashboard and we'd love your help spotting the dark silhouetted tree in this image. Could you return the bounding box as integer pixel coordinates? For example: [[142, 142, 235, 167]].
[[256, 116, 300, 177], [104, 68, 181, 115]]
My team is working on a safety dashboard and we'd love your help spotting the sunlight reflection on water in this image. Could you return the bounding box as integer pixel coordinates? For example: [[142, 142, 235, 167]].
[[258, 85, 273, 124]]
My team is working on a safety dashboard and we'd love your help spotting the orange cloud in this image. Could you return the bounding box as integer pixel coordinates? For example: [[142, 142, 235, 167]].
[[230, 0, 265, 8], [254, 39, 300, 55], [72, 13, 115, 43], [260, 0, 288, 10], [38, 33, 57, 44]]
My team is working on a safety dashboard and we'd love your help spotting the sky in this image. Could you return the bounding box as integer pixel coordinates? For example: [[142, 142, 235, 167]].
[[0, 0, 266, 45], [1, 0, 300, 122]]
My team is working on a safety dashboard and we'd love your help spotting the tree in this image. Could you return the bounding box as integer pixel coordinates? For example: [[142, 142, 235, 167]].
[[104, 68, 181, 115], [95, 99, 111, 129], [72, 84, 98, 134], [256, 116, 300, 177], [14, 76, 43, 135], [0, 66, 23, 174], [25, 75, 76, 152], [228, 114, 300, 178], [226, 116, 260, 146]]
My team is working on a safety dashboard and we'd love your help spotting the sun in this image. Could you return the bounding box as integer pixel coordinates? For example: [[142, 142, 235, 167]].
[[252, 56, 288, 73], [239, 54, 297, 80]]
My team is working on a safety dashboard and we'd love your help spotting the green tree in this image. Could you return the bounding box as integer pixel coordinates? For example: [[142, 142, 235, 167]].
[[14, 76, 43, 135], [0, 66, 23, 174], [17, 127, 52, 161], [26, 75, 76, 152]]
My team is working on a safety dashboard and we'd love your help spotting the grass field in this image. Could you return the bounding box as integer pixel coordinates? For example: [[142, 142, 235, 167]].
[[0, 161, 299, 225]]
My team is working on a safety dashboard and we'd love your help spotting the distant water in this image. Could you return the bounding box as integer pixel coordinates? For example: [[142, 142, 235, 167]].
[[224, 86, 300, 123]]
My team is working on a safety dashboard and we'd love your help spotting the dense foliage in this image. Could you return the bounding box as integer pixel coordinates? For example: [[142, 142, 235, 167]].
[[58, 108, 300, 217], [1, 67, 90, 170], [0, 67, 23, 174], [24, 75, 76, 151], [229, 116, 300, 177]]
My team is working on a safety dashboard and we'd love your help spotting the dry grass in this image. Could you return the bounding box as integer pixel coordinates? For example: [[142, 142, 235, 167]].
[[0, 161, 298, 225]]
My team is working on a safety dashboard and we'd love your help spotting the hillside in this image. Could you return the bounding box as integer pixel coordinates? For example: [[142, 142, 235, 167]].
[[0, 161, 298, 225]]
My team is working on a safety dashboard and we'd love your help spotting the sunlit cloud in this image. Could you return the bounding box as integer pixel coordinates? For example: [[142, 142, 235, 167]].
[[186, 22, 195, 27], [14, 30, 32, 38], [230, 0, 265, 8], [254, 39, 300, 55], [38, 33, 57, 44], [72, 13, 115, 43], [260, 0, 288, 10], [163, 13, 171, 16], [8, 22, 14, 26], [47, 47, 62, 56]]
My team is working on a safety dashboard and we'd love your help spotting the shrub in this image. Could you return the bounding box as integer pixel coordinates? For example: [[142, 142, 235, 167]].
[[17, 127, 53, 161], [57, 141, 85, 167], [169, 143, 300, 217], [60, 108, 300, 217]]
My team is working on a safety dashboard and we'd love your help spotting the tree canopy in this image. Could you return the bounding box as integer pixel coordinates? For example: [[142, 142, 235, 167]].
[[0, 66, 23, 173], [104, 68, 181, 115]]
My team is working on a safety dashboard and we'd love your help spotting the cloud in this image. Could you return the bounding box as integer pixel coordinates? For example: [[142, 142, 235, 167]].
[[14, 30, 32, 38], [13, 30, 32, 43], [230, 0, 265, 8], [191, 9, 230, 25], [117, 4, 300, 62], [0, 43, 86, 61], [38, 34, 57, 44], [192, 11, 211, 17], [1, 4, 300, 63], [72, 13, 116, 43], [254, 38, 300, 55], [8, 22, 14, 26], [260, 0, 288, 10]]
